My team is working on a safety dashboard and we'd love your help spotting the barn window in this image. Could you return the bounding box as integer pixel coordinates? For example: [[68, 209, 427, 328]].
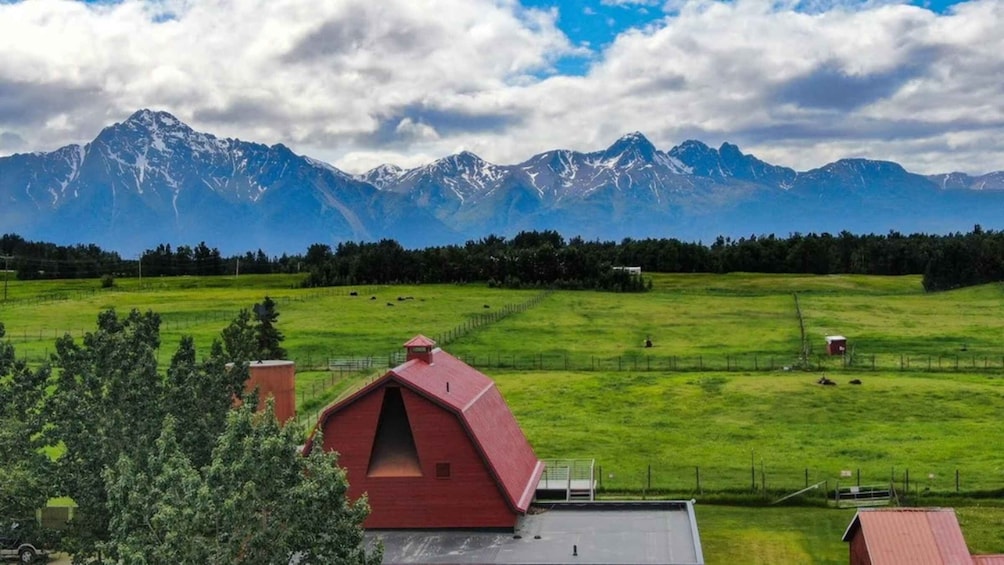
[[367, 387, 422, 477], [436, 462, 451, 479]]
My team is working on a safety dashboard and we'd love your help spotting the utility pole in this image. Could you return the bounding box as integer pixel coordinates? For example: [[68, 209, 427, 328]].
[[138, 253, 142, 286], [1, 255, 11, 304]]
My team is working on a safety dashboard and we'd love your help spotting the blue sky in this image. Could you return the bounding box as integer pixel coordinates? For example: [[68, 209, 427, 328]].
[[1, 0, 1002, 175], [524, 0, 969, 75]]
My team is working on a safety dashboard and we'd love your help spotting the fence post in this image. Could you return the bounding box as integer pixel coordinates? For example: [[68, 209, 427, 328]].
[[696, 466, 701, 494], [805, 468, 809, 488], [955, 469, 959, 492]]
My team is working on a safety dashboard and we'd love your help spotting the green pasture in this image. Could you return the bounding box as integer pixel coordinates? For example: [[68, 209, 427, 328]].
[[799, 282, 1004, 367], [5, 272, 1004, 562], [495, 369, 1004, 494]]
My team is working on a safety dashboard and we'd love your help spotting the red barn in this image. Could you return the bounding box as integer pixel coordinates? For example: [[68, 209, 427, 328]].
[[312, 335, 544, 529]]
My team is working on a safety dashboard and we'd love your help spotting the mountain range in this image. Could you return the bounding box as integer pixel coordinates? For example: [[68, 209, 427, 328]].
[[2, 109, 1002, 255]]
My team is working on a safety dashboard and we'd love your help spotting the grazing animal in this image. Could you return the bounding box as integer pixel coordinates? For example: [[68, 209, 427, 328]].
[[849, 379, 862, 385], [397, 296, 405, 301], [483, 304, 490, 309], [817, 375, 836, 386], [370, 296, 376, 300], [349, 291, 358, 296], [644, 338, 653, 348], [386, 302, 394, 307]]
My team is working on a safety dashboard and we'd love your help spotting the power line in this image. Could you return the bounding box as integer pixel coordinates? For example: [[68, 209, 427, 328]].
[[1, 255, 11, 303]]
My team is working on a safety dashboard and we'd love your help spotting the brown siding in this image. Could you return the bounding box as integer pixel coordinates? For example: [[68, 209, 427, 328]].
[[245, 362, 296, 423], [321, 384, 516, 529], [849, 530, 873, 565]]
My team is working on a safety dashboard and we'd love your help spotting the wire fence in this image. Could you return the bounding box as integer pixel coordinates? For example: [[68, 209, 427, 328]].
[[589, 459, 1002, 500], [448, 352, 1004, 374]]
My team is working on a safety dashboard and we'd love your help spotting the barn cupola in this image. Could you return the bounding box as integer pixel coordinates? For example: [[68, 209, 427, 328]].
[[404, 334, 437, 364]]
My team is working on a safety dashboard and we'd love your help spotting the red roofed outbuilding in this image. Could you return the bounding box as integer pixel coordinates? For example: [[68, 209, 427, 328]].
[[842, 508, 1004, 565], [311, 335, 544, 530]]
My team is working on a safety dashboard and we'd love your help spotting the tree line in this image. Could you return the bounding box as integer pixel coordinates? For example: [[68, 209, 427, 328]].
[[4, 227, 1004, 291], [0, 234, 300, 280], [299, 228, 1004, 292], [0, 300, 378, 564]]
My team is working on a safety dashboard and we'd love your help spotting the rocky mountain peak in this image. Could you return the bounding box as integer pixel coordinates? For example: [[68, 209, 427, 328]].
[[602, 131, 658, 164]]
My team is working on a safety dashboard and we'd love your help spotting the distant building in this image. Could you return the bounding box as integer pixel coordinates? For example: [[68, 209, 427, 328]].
[[826, 335, 847, 356], [843, 508, 1004, 565], [613, 266, 642, 275]]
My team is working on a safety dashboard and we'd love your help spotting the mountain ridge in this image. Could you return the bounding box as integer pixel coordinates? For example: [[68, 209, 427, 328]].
[[2, 109, 1002, 254]]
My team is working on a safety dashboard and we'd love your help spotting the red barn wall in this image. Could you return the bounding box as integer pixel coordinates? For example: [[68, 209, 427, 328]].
[[848, 530, 872, 565], [320, 384, 516, 529]]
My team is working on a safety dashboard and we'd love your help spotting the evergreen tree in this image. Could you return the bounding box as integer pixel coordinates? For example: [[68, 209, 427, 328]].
[[253, 296, 286, 360]]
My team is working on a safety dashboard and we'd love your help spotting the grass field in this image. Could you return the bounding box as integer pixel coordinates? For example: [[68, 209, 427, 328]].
[[4, 272, 1004, 563], [494, 369, 1004, 493]]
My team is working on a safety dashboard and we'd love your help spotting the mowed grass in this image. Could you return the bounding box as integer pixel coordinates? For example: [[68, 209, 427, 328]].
[[696, 505, 856, 565]]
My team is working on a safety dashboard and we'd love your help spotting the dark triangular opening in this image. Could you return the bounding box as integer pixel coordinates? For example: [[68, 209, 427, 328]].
[[367, 387, 422, 477]]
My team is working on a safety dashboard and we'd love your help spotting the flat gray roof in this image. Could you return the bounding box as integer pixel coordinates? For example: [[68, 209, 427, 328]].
[[371, 501, 704, 565]]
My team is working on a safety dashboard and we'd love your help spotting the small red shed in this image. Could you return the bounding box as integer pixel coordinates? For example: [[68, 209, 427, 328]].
[[311, 335, 544, 530], [826, 335, 848, 356], [842, 508, 975, 565]]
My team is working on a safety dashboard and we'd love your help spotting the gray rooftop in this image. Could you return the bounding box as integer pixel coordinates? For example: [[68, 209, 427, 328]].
[[371, 501, 704, 565]]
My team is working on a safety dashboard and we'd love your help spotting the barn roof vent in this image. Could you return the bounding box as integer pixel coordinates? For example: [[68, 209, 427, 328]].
[[404, 334, 436, 364]]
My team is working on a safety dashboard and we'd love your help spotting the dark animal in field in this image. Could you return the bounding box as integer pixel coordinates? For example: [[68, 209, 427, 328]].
[[817, 376, 836, 386], [386, 302, 394, 307], [397, 296, 405, 301], [849, 379, 862, 385], [370, 296, 376, 300], [484, 304, 490, 309], [644, 338, 653, 348], [350, 291, 358, 296]]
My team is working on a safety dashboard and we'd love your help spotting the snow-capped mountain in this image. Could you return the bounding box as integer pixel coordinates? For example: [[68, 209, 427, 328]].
[[0, 110, 451, 253], [2, 110, 1002, 254]]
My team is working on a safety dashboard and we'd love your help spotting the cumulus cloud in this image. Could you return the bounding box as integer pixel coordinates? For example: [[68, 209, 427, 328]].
[[0, 0, 1002, 174]]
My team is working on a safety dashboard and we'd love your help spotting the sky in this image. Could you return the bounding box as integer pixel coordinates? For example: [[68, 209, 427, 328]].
[[1, 0, 1001, 175]]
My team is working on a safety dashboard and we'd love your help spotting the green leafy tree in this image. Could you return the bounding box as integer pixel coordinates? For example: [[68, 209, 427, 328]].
[[45, 309, 165, 562], [163, 337, 247, 468], [0, 322, 52, 519], [104, 404, 379, 565]]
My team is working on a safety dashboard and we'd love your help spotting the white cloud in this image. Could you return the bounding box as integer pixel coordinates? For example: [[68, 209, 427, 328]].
[[0, 0, 1003, 175]]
